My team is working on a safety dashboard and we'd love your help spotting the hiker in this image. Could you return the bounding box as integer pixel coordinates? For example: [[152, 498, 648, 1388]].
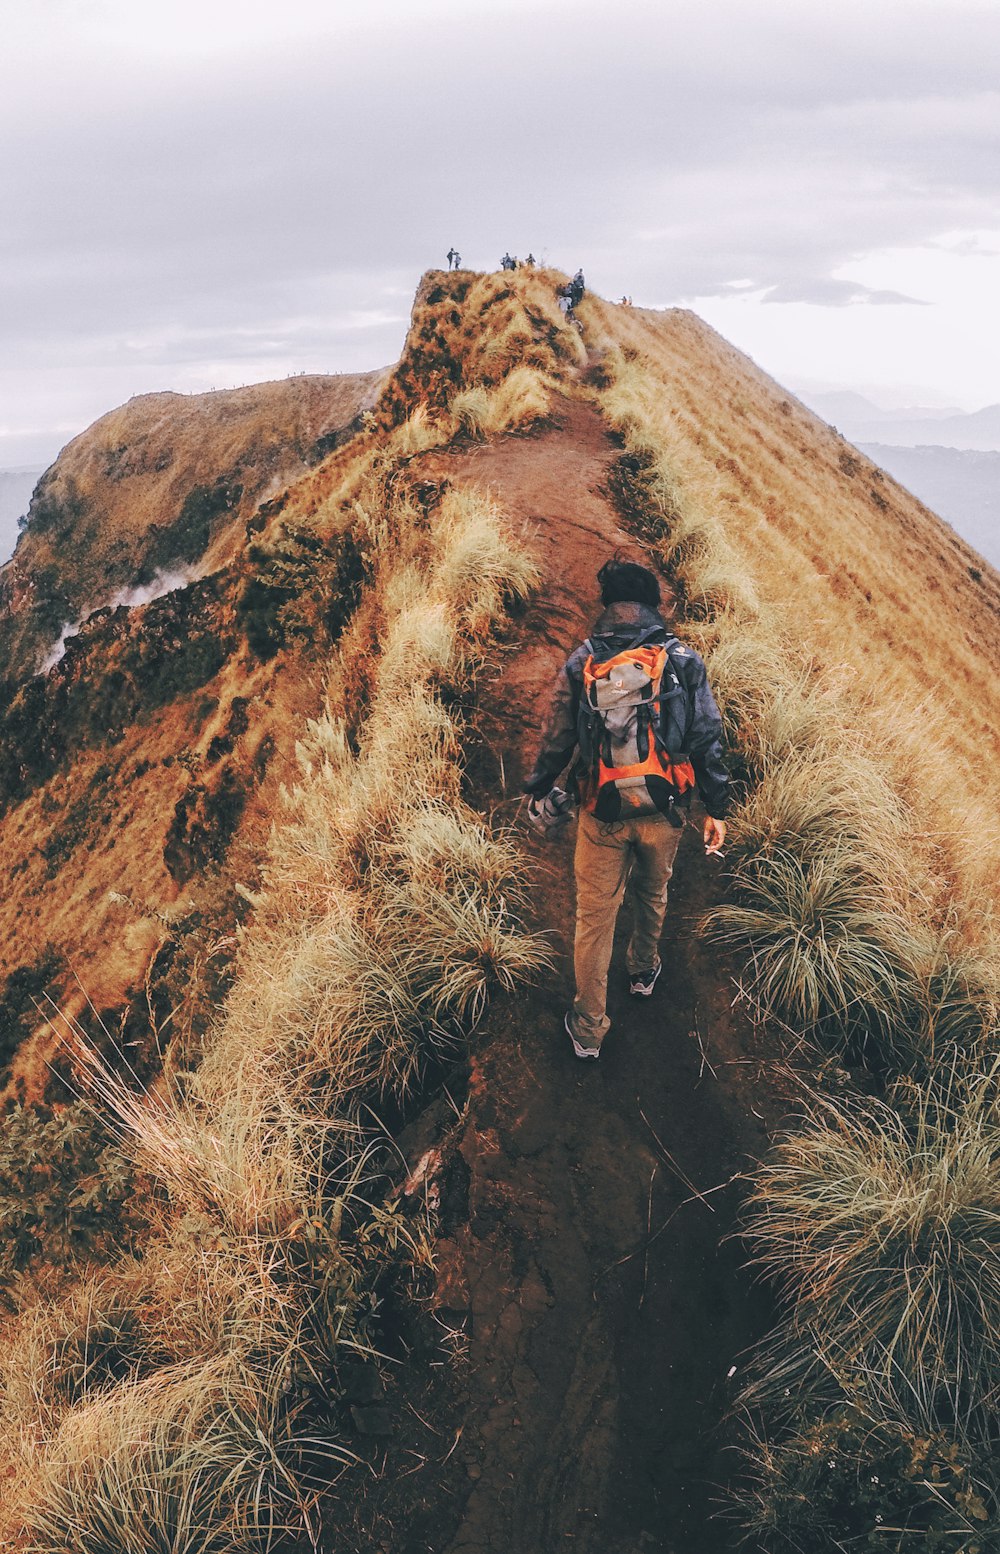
[[570, 268, 585, 306], [525, 252, 536, 267], [558, 286, 573, 317], [524, 558, 729, 1060], [501, 252, 516, 271], [446, 247, 461, 270]]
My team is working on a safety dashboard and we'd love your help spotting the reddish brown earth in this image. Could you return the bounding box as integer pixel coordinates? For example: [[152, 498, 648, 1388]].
[[338, 402, 788, 1554]]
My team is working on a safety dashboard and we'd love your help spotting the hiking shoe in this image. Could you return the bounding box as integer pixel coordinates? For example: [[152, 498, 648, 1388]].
[[629, 963, 662, 998], [564, 1012, 600, 1061]]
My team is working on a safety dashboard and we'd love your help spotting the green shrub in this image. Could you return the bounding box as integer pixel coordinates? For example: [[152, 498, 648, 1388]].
[[238, 525, 366, 661], [139, 476, 243, 581], [0, 946, 65, 1070], [740, 1404, 999, 1553], [0, 1102, 137, 1301]]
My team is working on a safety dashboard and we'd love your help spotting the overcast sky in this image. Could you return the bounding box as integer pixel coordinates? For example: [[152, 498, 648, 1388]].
[[2, 0, 998, 467]]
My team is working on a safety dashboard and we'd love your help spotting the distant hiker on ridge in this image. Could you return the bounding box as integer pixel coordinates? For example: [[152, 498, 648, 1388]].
[[524, 558, 729, 1060], [446, 247, 461, 270], [570, 268, 585, 306], [501, 252, 516, 271], [525, 253, 536, 267]]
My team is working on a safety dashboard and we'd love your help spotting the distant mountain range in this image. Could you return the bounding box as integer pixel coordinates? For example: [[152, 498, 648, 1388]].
[[858, 444, 1000, 569], [0, 469, 41, 562], [804, 390, 1000, 452], [796, 390, 999, 569]]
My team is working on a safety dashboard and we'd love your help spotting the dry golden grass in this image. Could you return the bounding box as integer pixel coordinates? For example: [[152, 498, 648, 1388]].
[[377, 267, 586, 431], [452, 366, 556, 439], [0, 305, 551, 1543], [586, 312, 1000, 906], [581, 287, 1000, 1529]]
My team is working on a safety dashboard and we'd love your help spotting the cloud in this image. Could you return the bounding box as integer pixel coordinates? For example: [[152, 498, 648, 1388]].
[[760, 279, 928, 307], [1, 0, 999, 461]]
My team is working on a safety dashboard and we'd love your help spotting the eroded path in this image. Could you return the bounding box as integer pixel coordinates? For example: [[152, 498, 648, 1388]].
[[349, 401, 784, 1554]]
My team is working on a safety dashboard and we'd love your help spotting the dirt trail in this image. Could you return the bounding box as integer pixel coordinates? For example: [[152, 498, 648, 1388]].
[[376, 403, 785, 1553]]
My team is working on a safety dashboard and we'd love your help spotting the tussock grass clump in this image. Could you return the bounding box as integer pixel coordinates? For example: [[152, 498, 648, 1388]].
[[706, 841, 915, 1051], [1, 1272, 146, 1442], [452, 366, 555, 439], [877, 923, 1000, 1080], [728, 746, 906, 871], [25, 1356, 342, 1554], [747, 1077, 1000, 1430], [430, 486, 540, 637]]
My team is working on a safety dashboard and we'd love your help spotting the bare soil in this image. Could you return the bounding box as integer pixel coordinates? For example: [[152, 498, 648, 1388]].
[[336, 402, 788, 1553]]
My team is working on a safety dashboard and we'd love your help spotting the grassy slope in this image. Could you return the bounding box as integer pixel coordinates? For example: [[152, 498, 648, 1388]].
[[0, 268, 579, 1549], [585, 299, 1000, 902], [578, 299, 1000, 1542]]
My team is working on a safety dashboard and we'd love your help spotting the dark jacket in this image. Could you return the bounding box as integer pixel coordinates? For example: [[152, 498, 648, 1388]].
[[523, 601, 730, 818]]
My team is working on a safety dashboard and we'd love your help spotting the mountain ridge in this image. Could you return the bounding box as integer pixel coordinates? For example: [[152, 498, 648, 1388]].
[[3, 270, 1000, 1549], [803, 388, 1000, 450]]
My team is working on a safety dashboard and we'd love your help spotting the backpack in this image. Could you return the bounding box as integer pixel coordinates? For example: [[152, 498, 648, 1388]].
[[577, 628, 696, 823]]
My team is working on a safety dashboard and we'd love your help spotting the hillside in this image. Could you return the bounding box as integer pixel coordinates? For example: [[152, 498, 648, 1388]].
[[0, 371, 384, 680], [585, 299, 1000, 875], [1, 269, 1000, 1553], [0, 369, 384, 1099]]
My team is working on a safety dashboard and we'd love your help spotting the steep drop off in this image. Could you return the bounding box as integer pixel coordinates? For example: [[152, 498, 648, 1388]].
[[0, 370, 382, 1095]]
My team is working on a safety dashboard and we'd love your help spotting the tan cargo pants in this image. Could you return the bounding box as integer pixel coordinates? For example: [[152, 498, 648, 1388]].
[[568, 807, 685, 1049]]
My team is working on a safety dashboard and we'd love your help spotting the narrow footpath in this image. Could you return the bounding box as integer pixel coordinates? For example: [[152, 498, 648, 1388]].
[[345, 400, 786, 1554]]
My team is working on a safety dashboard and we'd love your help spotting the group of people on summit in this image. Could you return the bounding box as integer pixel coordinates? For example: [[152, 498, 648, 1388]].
[[444, 249, 585, 309]]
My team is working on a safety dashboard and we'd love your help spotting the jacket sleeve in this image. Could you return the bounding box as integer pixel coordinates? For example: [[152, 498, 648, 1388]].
[[683, 654, 730, 819], [523, 657, 581, 795]]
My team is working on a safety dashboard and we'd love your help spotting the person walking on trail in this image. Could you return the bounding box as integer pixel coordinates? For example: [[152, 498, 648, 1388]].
[[501, 252, 516, 271], [523, 558, 729, 1061], [446, 247, 461, 270], [570, 268, 585, 306]]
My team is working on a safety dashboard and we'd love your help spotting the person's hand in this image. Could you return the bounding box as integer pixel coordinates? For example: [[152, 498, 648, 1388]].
[[526, 788, 576, 840], [703, 816, 727, 855], [526, 795, 545, 831]]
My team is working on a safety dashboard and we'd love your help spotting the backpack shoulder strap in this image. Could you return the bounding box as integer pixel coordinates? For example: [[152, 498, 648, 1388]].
[[588, 624, 667, 663]]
